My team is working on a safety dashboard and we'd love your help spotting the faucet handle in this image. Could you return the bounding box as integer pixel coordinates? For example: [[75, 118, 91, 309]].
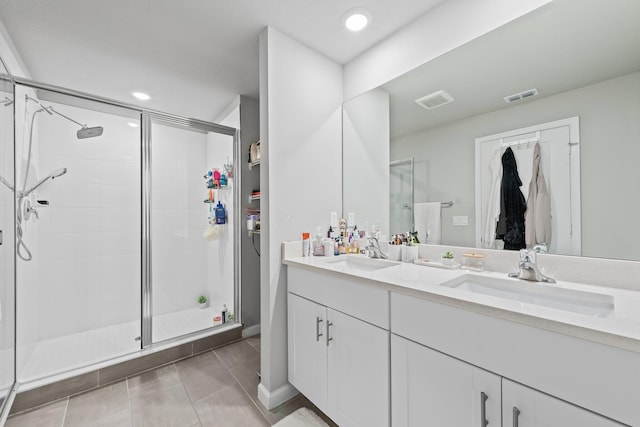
[[520, 249, 536, 264]]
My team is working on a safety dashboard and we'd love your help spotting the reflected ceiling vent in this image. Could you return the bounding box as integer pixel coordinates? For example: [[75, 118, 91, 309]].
[[504, 88, 539, 103], [415, 90, 455, 110]]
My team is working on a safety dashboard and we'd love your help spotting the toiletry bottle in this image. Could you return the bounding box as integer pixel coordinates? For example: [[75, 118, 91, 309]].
[[302, 233, 311, 257], [220, 173, 227, 187], [215, 201, 226, 224], [222, 304, 228, 324], [323, 238, 334, 257], [313, 227, 324, 256]]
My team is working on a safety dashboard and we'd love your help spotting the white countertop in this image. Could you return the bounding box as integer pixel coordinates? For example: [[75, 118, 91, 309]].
[[283, 254, 640, 353]]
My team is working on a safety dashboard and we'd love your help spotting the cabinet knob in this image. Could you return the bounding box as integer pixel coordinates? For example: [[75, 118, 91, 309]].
[[326, 321, 333, 346], [480, 392, 489, 427], [513, 407, 520, 427], [316, 317, 323, 342]]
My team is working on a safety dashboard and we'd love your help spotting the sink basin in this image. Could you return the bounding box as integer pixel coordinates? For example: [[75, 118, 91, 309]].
[[440, 274, 614, 318], [323, 256, 400, 273]]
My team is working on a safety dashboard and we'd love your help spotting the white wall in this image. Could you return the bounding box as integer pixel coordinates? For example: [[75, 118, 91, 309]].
[[342, 88, 390, 236], [392, 72, 640, 260], [259, 27, 343, 409], [0, 19, 30, 78], [343, 0, 551, 101]]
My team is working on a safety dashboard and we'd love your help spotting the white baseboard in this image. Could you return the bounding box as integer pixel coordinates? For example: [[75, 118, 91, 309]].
[[257, 382, 299, 410], [242, 323, 261, 338]]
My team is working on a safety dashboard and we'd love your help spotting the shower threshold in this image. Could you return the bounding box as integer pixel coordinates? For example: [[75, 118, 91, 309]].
[[20, 306, 229, 383]]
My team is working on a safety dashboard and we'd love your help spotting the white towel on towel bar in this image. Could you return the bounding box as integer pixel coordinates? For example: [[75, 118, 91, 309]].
[[414, 202, 442, 244]]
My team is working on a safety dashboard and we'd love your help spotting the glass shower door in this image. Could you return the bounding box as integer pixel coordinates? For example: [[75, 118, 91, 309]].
[[0, 66, 15, 419], [390, 158, 414, 235], [14, 85, 142, 381], [148, 116, 237, 344]]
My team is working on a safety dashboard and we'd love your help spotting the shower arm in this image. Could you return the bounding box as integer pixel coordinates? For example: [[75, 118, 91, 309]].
[[25, 94, 88, 129]]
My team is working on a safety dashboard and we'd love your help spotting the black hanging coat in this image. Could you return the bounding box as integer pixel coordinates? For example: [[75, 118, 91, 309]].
[[496, 147, 526, 250]]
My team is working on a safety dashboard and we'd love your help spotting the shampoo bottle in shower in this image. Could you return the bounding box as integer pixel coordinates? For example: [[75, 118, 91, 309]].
[[215, 201, 226, 224]]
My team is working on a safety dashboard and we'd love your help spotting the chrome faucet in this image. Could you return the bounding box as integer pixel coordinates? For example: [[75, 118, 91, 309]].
[[365, 237, 388, 259], [508, 249, 556, 283]]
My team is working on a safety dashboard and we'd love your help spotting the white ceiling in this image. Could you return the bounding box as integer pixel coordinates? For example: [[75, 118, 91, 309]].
[[0, 0, 445, 122], [382, 0, 640, 139]]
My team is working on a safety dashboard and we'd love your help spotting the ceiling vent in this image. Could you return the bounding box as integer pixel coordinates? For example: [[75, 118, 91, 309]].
[[504, 88, 539, 103], [415, 90, 455, 110]]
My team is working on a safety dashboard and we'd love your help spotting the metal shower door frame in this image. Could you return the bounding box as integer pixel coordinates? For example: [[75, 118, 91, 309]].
[[141, 111, 241, 348], [12, 77, 242, 351]]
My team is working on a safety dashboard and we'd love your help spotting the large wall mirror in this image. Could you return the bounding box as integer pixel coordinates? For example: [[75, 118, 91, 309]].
[[342, 0, 640, 261]]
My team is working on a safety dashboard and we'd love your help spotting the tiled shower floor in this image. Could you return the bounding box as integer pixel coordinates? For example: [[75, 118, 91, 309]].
[[7, 336, 338, 427], [20, 307, 223, 382]]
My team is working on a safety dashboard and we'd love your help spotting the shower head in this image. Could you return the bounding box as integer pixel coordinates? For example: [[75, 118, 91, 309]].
[[51, 167, 68, 178], [22, 167, 68, 196], [25, 95, 104, 139], [77, 126, 103, 139]]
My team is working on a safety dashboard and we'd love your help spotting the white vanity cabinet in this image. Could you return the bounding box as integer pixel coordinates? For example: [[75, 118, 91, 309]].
[[392, 334, 501, 427], [392, 334, 625, 427], [287, 267, 390, 427], [391, 292, 634, 426], [502, 379, 624, 427]]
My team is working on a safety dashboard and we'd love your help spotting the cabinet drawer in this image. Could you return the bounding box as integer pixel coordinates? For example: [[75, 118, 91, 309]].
[[288, 267, 389, 329]]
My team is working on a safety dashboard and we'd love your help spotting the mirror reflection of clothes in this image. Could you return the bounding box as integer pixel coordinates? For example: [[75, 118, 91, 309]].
[[525, 143, 551, 247], [496, 147, 526, 250], [482, 150, 502, 249]]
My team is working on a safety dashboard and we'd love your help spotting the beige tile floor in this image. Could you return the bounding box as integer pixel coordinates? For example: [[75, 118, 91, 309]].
[[6, 336, 338, 427]]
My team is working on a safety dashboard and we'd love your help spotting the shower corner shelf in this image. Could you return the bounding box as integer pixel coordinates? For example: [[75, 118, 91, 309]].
[[248, 230, 261, 237], [249, 194, 261, 203]]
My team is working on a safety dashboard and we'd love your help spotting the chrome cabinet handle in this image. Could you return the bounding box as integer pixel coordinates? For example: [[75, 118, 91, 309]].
[[480, 392, 489, 427], [513, 407, 520, 427], [315, 317, 323, 342], [326, 321, 333, 346]]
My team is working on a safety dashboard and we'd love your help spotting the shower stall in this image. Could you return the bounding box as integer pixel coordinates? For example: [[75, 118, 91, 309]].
[[0, 69, 240, 418]]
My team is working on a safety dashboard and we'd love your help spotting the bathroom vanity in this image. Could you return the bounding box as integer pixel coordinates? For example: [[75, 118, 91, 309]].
[[284, 249, 640, 427]]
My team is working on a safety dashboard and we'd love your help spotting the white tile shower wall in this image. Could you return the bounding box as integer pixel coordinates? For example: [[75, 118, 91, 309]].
[[151, 123, 209, 317], [33, 101, 141, 341], [14, 88, 40, 376], [205, 130, 235, 315]]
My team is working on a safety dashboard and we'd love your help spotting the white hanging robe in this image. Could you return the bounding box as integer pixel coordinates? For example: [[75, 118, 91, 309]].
[[482, 149, 502, 248], [525, 143, 551, 246]]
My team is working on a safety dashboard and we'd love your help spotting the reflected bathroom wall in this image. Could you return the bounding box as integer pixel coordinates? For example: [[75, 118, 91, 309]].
[[14, 85, 142, 381]]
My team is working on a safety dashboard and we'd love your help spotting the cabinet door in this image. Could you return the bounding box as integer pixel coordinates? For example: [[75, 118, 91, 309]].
[[327, 309, 390, 427], [391, 334, 501, 427], [288, 293, 328, 412], [502, 379, 625, 427]]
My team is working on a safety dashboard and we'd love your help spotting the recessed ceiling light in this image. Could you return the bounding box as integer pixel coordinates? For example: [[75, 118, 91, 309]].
[[343, 9, 371, 32], [131, 91, 151, 101], [128, 122, 139, 128]]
